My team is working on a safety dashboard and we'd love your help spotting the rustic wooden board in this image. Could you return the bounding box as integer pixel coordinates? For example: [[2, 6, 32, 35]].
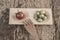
[[0, 0, 60, 40]]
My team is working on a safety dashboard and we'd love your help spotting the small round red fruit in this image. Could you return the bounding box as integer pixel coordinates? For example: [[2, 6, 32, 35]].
[[16, 12, 24, 20]]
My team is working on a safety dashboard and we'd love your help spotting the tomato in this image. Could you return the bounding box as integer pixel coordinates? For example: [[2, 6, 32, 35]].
[[16, 12, 24, 20]]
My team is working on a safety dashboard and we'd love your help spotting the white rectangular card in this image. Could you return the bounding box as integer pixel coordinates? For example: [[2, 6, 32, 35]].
[[9, 8, 53, 25]]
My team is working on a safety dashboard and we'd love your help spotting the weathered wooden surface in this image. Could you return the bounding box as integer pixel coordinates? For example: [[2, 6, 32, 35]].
[[0, 0, 60, 40], [52, 0, 60, 40]]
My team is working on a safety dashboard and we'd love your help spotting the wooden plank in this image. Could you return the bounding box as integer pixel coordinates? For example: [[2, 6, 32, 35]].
[[10, 0, 14, 7], [52, 0, 60, 40], [34, 0, 52, 8], [5, 0, 11, 8], [14, 0, 18, 7], [16, 0, 26, 8], [0, 0, 6, 18], [25, 0, 35, 8]]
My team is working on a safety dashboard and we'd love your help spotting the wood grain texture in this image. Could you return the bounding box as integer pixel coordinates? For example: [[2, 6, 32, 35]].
[[0, 0, 59, 40], [52, 0, 60, 40]]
